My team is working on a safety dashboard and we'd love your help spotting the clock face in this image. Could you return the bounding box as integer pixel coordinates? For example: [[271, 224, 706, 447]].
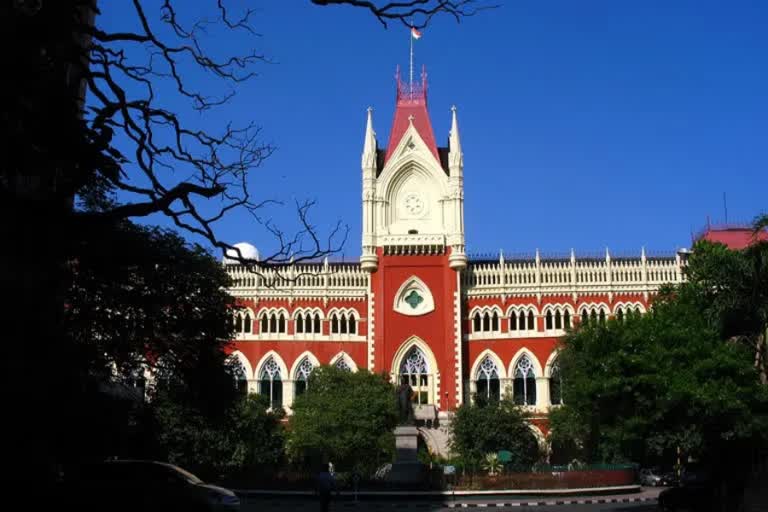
[[402, 192, 426, 218]]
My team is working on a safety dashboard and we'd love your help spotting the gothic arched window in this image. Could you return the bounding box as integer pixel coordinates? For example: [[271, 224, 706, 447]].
[[509, 311, 518, 331], [243, 314, 252, 333], [491, 312, 499, 332], [335, 357, 352, 372], [475, 356, 500, 402], [347, 314, 356, 335], [400, 347, 430, 405], [232, 360, 248, 395], [314, 314, 321, 334], [545, 310, 553, 330], [235, 315, 243, 333], [294, 358, 314, 397], [527, 311, 535, 330], [564, 310, 571, 329], [581, 310, 589, 325], [482, 313, 490, 332], [296, 314, 304, 334], [269, 314, 277, 333], [550, 361, 563, 405], [473, 313, 481, 332], [331, 314, 339, 334], [554, 310, 562, 330], [258, 357, 282, 408], [599, 309, 606, 325], [278, 313, 286, 333], [513, 355, 537, 406]]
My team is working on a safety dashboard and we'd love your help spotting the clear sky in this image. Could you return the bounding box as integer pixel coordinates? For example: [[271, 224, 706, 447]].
[[99, 1, 767, 260]]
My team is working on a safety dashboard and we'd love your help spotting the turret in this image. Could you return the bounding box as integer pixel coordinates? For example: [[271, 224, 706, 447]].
[[360, 107, 379, 272]]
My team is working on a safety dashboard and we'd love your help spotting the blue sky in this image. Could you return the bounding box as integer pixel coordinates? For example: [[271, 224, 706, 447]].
[[99, 1, 767, 260]]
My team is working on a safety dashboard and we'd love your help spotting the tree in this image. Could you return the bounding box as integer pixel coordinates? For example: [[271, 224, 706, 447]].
[[684, 236, 768, 384], [52, 220, 244, 463], [549, 290, 768, 467], [450, 397, 540, 471], [152, 393, 285, 480], [2, 0, 486, 488], [287, 366, 398, 474]]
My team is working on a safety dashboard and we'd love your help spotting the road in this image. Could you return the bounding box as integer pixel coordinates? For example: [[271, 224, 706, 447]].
[[240, 494, 660, 512]]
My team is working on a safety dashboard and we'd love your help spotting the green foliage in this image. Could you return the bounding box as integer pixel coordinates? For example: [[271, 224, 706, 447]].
[[450, 397, 540, 470], [550, 290, 768, 466], [482, 453, 502, 475], [152, 393, 285, 479], [684, 239, 768, 383], [287, 366, 398, 474], [65, 221, 238, 412]]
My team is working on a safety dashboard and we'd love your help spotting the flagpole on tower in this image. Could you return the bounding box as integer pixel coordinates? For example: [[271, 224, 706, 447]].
[[409, 21, 414, 98]]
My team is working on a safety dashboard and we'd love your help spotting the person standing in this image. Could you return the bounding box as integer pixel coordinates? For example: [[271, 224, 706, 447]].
[[315, 463, 336, 512]]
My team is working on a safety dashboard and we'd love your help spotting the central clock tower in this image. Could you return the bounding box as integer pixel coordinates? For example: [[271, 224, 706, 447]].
[[360, 68, 467, 413]]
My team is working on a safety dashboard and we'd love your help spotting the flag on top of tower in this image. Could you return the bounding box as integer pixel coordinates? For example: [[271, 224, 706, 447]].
[[411, 27, 422, 39]]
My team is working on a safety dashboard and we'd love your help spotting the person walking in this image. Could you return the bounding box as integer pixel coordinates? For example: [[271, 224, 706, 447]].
[[315, 463, 336, 512]]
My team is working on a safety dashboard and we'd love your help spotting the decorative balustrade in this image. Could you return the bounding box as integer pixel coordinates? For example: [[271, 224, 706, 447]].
[[464, 249, 687, 298], [226, 261, 368, 299]]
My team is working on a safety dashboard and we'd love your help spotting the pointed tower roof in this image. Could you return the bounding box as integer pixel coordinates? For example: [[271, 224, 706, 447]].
[[384, 66, 439, 164]]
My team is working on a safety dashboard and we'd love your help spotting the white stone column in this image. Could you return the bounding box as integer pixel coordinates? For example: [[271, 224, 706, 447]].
[[283, 380, 295, 410], [536, 377, 550, 412]]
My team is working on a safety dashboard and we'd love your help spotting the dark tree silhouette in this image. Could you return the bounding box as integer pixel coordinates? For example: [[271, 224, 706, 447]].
[[1, 0, 486, 492], [312, 0, 498, 28]]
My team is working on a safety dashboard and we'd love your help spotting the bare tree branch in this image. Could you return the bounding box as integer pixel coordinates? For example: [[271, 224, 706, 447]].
[[310, 0, 499, 28]]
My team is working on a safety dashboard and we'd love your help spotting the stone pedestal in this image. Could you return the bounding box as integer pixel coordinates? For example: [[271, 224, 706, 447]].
[[387, 426, 426, 484]]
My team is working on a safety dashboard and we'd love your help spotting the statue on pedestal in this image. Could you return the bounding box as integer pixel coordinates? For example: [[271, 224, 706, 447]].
[[397, 381, 414, 425]]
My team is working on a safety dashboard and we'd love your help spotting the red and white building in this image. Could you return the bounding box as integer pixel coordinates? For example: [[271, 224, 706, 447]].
[[223, 69, 754, 455]]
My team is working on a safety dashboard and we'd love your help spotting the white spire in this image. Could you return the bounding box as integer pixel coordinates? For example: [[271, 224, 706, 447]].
[[448, 105, 463, 171], [362, 107, 377, 169]]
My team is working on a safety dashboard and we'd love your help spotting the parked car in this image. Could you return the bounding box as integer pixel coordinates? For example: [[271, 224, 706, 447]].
[[640, 467, 665, 487], [59, 459, 241, 512], [658, 465, 716, 512]]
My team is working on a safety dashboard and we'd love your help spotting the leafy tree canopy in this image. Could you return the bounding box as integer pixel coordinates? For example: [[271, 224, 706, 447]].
[[550, 287, 768, 466], [450, 397, 540, 470], [287, 366, 397, 474]]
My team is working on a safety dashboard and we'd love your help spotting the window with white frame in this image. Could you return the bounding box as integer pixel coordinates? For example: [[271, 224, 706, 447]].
[[335, 357, 352, 372], [615, 304, 643, 323], [296, 311, 322, 335], [260, 311, 287, 334], [330, 310, 358, 335], [580, 305, 607, 326], [471, 309, 501, 333], [231, 360, 248, 395], [513, 355, 537, 406], [233, 310, 254, 334], [509, 308, 537, 333], [544, 307, 572, 331], [294, 357, 314, 397], [258, 357, 283, 408], [550, 360, 563, 405], [475, 356, 500, 402], [400, 347, 430, 405]]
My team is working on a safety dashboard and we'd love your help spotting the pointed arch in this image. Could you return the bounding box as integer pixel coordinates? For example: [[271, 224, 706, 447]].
[[329, 352, 358, 372], [226, 350, 253, 381], [289, 351, 321, 380], [393, 276, 435, 316], [508, 348, 543, 379], [390, 336, 439, 377], [254, 351, 288, 381], [543, 350, 561, 378], [470, 349, 508, 380]]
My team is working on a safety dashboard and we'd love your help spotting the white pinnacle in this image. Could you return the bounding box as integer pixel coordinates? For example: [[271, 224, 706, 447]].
[[362, 107, 377, 168]]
